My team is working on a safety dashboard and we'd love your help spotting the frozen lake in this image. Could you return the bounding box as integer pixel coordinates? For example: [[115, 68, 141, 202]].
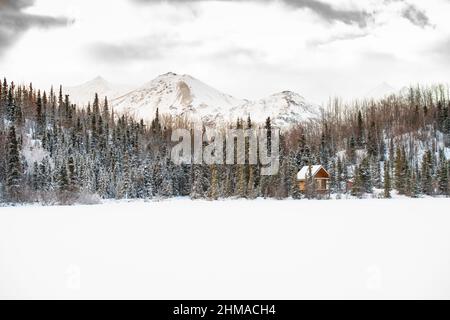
[[1, 198, 450, 299]]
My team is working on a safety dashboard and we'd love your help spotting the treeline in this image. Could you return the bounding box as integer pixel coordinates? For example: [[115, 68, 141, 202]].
[[0, 78, 449, 204], [318, 86, 450, 198]]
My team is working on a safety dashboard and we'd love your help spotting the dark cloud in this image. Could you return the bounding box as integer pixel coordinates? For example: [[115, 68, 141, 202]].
[[89, 42, 164, 62], [88, 35, 202, 62], [282, 0, 371, 27], [133, 0, 372, 27], [0, 0, 70, 55], [401, 4, 431, 28], [307, 32, 369, 47], [89, 33, 263, 65]]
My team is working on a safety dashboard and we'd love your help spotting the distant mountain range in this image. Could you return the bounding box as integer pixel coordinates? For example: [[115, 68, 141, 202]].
[[65, 72, 321, 127], [64, 76, 132, 107], [364, 82, 397, 99]]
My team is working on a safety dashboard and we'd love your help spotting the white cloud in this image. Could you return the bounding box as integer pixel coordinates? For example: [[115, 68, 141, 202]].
[[0, 0, 449, 103]]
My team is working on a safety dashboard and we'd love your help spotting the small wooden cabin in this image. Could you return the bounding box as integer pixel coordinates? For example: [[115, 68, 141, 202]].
[[297, 165, 330, 193]]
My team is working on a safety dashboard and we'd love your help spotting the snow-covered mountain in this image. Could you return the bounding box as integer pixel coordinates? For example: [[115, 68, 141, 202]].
[[111, 72, 244, 124], [364, 82, 397, 99], [110, 72, 319, 127], [64, 76, 132, 107], [232, 91, 320, 127]]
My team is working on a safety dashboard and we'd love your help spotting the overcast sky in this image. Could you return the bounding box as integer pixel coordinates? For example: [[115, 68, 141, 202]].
[[0, 0, 449, 102]]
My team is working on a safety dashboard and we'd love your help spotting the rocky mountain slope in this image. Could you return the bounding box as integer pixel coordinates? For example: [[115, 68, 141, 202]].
[[68, 72, 321, 127]]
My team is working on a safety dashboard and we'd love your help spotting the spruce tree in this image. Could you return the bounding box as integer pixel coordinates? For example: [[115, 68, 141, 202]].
[[209, 164, 219, 200], [394, 147, 408, 194], [351, 165, 363, 198], [191, 165, 204, 199], [57, 160, 69, 203], [6, 125, 22, 202], [39, 158, 51, 192], [235, 165, 246, 198], [383, 161, 391, 198], [247, 165, 257, 199], [357, 110, 364, 148], [347, 136, 356, 164], [32, 161, 39, 191], [0, 78, 7, 121], [336, 157, 343, 193], [36, 91, 44, 136], [359, 157, 372, 193], [438, 150, 448, 196], [290, 161, 301, 199], [367, 120, 378, 158], [421, 150, 434, 195], [410, 170, 420, 198], [143, 161, 154, 198], [67, 154, 77, 192], [6, 85, 15, 123]]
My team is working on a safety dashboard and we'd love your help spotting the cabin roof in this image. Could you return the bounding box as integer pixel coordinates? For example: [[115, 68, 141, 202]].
[[297, 165, 329, 180]]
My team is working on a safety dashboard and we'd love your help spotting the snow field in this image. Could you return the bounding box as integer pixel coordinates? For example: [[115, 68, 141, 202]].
[[1, 198, 450, 299]]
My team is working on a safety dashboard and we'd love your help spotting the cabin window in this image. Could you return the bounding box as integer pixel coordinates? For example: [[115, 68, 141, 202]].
[[316, 179, 327, 190]]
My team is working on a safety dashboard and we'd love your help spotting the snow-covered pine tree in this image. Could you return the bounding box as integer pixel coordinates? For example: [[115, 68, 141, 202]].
[[6, 125, 22, 202], [35, 91, 45, 137], [359, 157, 372, 193], [394, 147, 409, 194], [347, 136, 356, 164], [336, 157, 343, 193], [421, 150, 434, 195], [190, 164, 204, 199], [160, 158, 174, 198], [437, 149, 449, 196], [6, 84, 15, 123], [247, 164, 257, 199], [356, 110, 365, 148], [32, 161, 39, 192], [351, 165, 363, 198], [57, 160, 69, 192], [67, 152, 77, 192], [367, 120, 378, 159], [143, 160, 154, 199], [371, 157, 382, 189], [209, 164, 219, 200], [235, 165, 246, 198], [383, 161, 391, 198], [329, 159, 337, 193]]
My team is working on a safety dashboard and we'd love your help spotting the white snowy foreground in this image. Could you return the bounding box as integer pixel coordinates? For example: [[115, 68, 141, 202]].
[[1, 198, 450, 300]]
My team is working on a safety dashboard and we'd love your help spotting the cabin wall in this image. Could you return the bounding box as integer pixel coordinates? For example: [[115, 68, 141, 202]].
[[298, 179, 329, 193], [299, 181, 305, 191]]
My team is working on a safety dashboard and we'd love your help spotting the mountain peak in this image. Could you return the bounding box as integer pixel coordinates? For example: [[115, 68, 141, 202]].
[[365, 82, 396, 99], [80, 76, 110, 88], [156, 72, 197, 82], [65, 77, 131, 106], [160, 72, 178, 77], [272, 90, 303, 98], [92, 75, 107, 82]]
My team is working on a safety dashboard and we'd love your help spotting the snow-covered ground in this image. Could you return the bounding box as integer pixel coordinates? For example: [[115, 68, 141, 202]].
[[1, 198, 450, 299]]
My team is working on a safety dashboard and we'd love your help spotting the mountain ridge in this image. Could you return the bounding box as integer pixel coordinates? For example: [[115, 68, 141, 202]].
[[64, 76, 133, 107], [67, 72, 321, 127]]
